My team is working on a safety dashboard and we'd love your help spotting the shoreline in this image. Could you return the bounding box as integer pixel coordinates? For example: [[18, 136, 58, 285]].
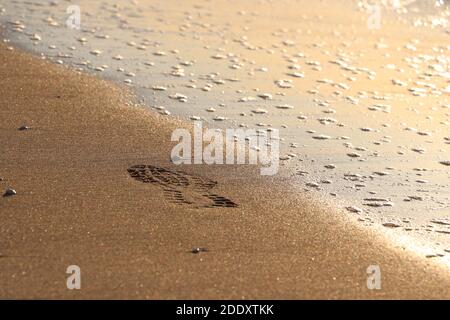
[[0, 43, 449, 299]]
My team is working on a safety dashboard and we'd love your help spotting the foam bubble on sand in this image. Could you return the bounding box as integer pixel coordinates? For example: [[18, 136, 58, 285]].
[[275, 104, 294, 110], [312, 134, 332, 140], [275, 79, 293, 88], [346, 206, 362, 213], [251, 108, 268, 114]]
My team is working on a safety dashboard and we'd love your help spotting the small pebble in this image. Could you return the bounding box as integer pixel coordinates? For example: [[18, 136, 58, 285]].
[[3, 188, 16, 197], [191, 247, 208, 254]]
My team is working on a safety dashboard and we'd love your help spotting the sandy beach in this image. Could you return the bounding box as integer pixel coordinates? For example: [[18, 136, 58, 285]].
[[0, 0, 449, 300], [0, 42, 449, 299]]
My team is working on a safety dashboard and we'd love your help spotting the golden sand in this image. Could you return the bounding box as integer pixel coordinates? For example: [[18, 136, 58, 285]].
[[0, 44, 449, 299]]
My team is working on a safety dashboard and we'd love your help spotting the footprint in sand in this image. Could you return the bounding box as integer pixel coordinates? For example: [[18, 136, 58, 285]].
[[127, 165, 238, 208]]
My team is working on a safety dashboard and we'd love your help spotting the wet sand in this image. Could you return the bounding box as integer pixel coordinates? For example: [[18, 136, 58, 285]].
[[0, 43, 449, 299]]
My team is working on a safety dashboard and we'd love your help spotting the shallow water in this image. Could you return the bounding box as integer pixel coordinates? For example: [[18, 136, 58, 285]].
[[0, 0, 448, 260]]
